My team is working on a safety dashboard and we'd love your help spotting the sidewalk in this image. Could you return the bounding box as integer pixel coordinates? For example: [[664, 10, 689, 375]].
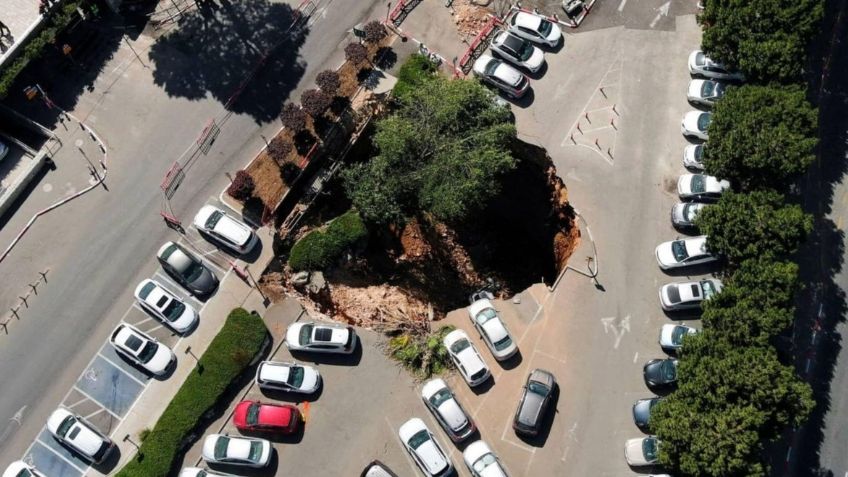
[[94, 225, 278, 476]]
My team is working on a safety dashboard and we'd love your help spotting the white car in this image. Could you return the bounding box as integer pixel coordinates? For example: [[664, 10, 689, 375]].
[[677, 173, 730, 201], [109, 323, 175, 376], [655, 235, 718, 270], [179, 468, 238, 477], [467, 299, 518, 360], [688, 50, 745, 81], [201, 434, 272, 467], [443, 329, 491, 387], [687, 79, 727, 107], [683, 144, 705, 170], [624, 436, 660, 467], [193, 205, 258, 254], [134, 279, 199, 334], [285, 321, 357, 354], [681, 111, 711, 140], [490, 30, 545, 72], [507, 11, 562, 47], [421, 378, 476, 442], [46, 408, 114, 464], [472, 54, 530, 98], [659, 323, 699, 350], [398, 418, 453, 477], [670, 202, 707, 229], [463, 440, 509, 477], [659, 278, 723, 311], [255, 360, 321, 394], [3, 461, 46, 477]]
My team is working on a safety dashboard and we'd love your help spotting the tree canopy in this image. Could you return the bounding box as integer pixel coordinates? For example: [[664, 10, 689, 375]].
[[343, 74, 516, 224], [704, 85, 818, 190], [653, 334, 814, 476], [697, 190, 812, 265], [699, 0, 823, 83]]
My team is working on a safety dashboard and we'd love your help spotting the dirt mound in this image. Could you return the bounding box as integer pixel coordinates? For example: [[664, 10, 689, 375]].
[[452, 0, 494, 37]]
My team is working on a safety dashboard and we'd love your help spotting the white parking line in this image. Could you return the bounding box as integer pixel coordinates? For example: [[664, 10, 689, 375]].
[[617, 0, 627, 11], [145, 323, 165, 334], [85, 408, 108, 420], [34, 438, 89, 473], [96, 350, 148, 387], [64, 397, 89, 410], [71, 386, 122, 421]]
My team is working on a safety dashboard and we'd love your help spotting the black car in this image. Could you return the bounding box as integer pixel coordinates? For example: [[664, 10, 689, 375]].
[[156, 241, 218, 296], [632, 397, 661, 432], [513, 368, 556, 437], [642, 358, 678, 389]]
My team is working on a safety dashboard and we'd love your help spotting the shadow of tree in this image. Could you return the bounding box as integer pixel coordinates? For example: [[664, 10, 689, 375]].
[[147, 0, 308, 123]]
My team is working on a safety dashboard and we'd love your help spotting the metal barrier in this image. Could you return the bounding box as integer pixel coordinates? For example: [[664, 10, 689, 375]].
[[457, 15, 503, 74]]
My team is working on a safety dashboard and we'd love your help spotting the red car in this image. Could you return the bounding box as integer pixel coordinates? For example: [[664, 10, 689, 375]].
[[233, 400, 301, 434]]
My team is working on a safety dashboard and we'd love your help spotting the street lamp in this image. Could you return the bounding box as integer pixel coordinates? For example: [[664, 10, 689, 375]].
[[185, 346, 203, 373]]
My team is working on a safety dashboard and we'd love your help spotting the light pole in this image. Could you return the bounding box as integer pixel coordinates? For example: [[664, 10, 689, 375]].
[[386, 1, 392, 23], [185, 346, 203, 373]]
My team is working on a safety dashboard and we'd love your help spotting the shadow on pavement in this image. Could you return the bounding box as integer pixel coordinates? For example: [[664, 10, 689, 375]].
[[147, 0, 308, 123], [290, 344, 363, 367]]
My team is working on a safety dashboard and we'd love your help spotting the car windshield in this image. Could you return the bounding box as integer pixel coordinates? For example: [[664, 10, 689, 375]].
[[299, 324, 314, 345], [694, 145, 704, 160], [473, 453, 498, 472], [697, 113, 711, 131], [690, 175, 706, 192], [518, 40, 533, 60], [56, 415, 76, 438], [661, 361, 676, 380], [475, 308, 497, 325], [138, 341, 158, 363], [706, 81, 725, 98], [643, 437, 658, 461], [672, 327, 689, 345], [205, 210, 224, 229], [537, 18, 552, 36], [248, 441, 263, 462], [450, 339, 471, 354], [671, 240, 689, 262], [246, 403, 260, 426], [494, 335, 513, 351], [683, 203, 700, 221], [161, 299, 185, 321], [430, 388, 453, 407], [287, 366, 305, 386], [483, 59, 500, 76], [528, 381, 550, 396], [701, 280, 718, 299], [182, 258, 204, 282], [408, 429, 431, 450], [214, 436, 230, 459]]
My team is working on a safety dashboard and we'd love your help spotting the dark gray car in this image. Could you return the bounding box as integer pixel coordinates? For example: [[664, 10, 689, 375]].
[[642, 358, 678, 389], [156, 241, 218, 296], [513, 368, 556, 436], [632, 397, 661, 432]]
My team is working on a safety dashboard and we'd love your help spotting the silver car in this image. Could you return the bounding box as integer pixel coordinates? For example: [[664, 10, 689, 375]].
[[472, 54, 529, 98], [490, 31, 545, 72], [398, 418, 453, 477], [683, 144, 705, 170], [659, 323, 699, 350], [659, 278, 723, 311], [624, 436, 660, 467], [421, 378, 476, 443], [687, 79, 727, 107], [670, 202, 707, 229], [677, 173, 730, 201], [688, 50, 745, 81], [681, 111, 711, 140], [467, 298, 518, 361]]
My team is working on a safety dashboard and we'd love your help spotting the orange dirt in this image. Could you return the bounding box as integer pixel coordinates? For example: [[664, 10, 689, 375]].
[[451, 0, 494, 37], [246, 152, 287, 208]]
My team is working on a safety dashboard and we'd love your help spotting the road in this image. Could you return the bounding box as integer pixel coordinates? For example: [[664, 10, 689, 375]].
[[0, 0, 385, 467]]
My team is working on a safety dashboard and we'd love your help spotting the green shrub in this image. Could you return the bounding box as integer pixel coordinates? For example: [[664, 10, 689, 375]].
[[392, 54, 437, 100], [288, 210, 368, 271], [387, 325, 455, 378], [116, 308, 268, 477]]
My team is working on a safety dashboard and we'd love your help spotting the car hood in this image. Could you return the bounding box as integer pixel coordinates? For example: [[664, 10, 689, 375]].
[[171, 306, 198, 333], [546, 22, 562, 42], [68, 424, 105, 456], [684, 145, 700, 163], [688, 79, 704, 98], [285, 324, 303, 345], [437, 398, 469, 431], [659, 284, 679, 305], [526, 46, 545, 69], [682, 111, 703, 131], [146, 344, 174, 374], [671, 203, 687, 222], [189, 267, 218, 294], [493, 62, 524, 87], [655, 242, 678, 266], [677, 174, 694, 195], [660, 325, 677, 346], [688, 50, 704, 69], [417, 440, 449, 475], [625, 438, 649, 465], [299, 366, 321, 391], [633, 399, 653, 426]]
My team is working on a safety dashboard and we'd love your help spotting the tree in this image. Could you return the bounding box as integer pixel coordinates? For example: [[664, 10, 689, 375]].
[[702, 258, 799, 345], [226, 170, 255, 201], [696, 190, 812, 265], [301, 89, 332, 117], [653, 334, 814, 476], [363, 20, 387, 44], [699, 0, 823, 82], [704, 85, 818, 190], [280, 102, 307, 132], [343, 75, 516, 224], [267, 136, 293, 165], [344, 42, 369, 65], [316, 70, 341, 95]]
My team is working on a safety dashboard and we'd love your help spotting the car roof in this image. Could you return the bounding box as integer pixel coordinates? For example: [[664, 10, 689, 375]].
[[258, 361, 292, 383]]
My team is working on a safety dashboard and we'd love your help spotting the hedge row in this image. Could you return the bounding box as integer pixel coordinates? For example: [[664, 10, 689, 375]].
[[288, 209, 367, 271], [116, 308, 268, 477]]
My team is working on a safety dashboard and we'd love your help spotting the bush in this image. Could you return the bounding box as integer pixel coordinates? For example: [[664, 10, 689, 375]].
[[267, 136, 294, 165], [226, 170, 255, 201], [393, 54, 437, 100], [316, 70, 341, 95], [288, 210, 368, 271], [363, 20, 387, 43], [280, 102, 307, 132], [301, 89, 332, 118], [116, 309, 268, 477], [345, 42, 369, 65], [387, 325, 455, 378]]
